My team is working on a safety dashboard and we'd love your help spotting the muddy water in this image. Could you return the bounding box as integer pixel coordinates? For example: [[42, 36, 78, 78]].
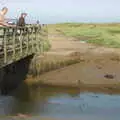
[[0, 83, 120, 120]]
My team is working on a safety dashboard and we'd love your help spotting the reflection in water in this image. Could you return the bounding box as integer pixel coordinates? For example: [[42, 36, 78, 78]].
[[0, 83, 120, 120], [0, 96, 16, 115]]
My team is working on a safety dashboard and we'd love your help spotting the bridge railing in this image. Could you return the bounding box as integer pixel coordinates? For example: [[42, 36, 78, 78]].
[[0, 24, 48, 67]]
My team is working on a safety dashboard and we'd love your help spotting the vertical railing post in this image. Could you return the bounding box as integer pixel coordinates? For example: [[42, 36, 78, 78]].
[[31, 27, 34, 53], [37, 26, 41, 52], [26, 27, 29, 55], [3, 28, 7, 64], [40, 25, 44, 53], [20, 27, 23, 57], [34, 26, 37, 52], [12, 27, 16, 60], [35, 26, 39, 52]]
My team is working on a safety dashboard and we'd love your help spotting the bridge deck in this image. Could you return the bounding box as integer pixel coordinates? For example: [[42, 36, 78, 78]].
[[0, 25, 48, 68]]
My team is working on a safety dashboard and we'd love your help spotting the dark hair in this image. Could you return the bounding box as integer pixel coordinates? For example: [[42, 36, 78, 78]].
[[21, 13, 27, 16], [2, 7, 8, 11]]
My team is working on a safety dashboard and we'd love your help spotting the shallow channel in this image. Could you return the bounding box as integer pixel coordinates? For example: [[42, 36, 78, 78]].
[[0, 83, 120, 120]]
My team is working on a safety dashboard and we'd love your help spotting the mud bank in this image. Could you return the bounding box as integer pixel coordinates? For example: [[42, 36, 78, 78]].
[[25, 50, 120, 92], [28, 51, 82, 76], [25, 32, 120, 91]]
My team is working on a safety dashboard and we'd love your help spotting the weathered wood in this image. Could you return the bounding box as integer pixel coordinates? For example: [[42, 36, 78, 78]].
[[12, 28, 16, 60], [26, 27, 29, 55], [3, 28, 7, 63], [0, 24, 48, 68], [31, 27, 34, 53], [36, 27, 40, 52], [19, 28, 23, 57]]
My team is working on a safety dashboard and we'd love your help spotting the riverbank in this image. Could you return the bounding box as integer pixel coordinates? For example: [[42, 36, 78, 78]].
[[26, 53, 120, 93], [26, 23, 120, 92]]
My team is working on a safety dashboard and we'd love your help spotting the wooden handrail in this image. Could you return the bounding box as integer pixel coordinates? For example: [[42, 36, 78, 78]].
[[0, 24, 48, 67]]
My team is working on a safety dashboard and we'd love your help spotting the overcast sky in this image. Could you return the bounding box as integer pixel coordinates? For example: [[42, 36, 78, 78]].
[[0, 0, 120, 23]]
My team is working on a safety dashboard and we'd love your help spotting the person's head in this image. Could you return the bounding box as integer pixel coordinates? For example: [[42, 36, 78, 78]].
[[1, 7, 8, 15], [37, 20, 39, 24], [21, 13, 27, 18]]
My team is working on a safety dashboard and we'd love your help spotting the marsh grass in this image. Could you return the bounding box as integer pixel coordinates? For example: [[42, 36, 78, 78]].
[[30, 56, 81, 77], [49, 23, 120, 48]]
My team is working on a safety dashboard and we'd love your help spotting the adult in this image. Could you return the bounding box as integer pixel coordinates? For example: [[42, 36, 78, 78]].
[[17, 13, 27, 27], [0, 7, 14, 27], [0, 7, 15, 50]]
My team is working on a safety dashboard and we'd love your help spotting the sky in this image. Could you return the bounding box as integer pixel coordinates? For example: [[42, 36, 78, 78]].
[[0, 0, 120, 23]]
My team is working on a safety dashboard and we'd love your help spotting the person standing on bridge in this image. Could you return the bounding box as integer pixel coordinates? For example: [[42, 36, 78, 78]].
[[17, 13, 27, 27], [0, 7, 15, 27], [0, 7, 16, 50]]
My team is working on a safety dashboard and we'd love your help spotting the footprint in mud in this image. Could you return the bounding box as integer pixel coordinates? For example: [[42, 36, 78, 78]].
[[104, 74, 115, 79]]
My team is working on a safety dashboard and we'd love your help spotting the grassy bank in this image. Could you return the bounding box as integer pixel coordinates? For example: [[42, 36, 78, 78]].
[[48, 23, 120, 48]]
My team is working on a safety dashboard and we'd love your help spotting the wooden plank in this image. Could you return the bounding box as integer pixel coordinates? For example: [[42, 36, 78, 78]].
[[19, 28, 23, 57], [12, 28, 16, 60], [35, 27, 39, 52], [3, 28, 7, 63], [31, 27, 34, 53], [26, 27, 29, 55], [37, 27, 41, 52]]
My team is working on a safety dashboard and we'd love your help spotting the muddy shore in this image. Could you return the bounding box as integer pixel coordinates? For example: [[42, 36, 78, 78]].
[[26, 33, 120, 93]]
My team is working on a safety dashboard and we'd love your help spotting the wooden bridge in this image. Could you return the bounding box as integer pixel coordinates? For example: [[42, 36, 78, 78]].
[[0, 24, 48, 68]]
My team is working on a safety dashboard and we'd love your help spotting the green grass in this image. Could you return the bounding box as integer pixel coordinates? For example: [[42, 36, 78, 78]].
[[49, 23, 120, 48]]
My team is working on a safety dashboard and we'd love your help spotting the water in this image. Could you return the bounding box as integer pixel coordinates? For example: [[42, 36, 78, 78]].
[[0, 83, 120, 120]]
